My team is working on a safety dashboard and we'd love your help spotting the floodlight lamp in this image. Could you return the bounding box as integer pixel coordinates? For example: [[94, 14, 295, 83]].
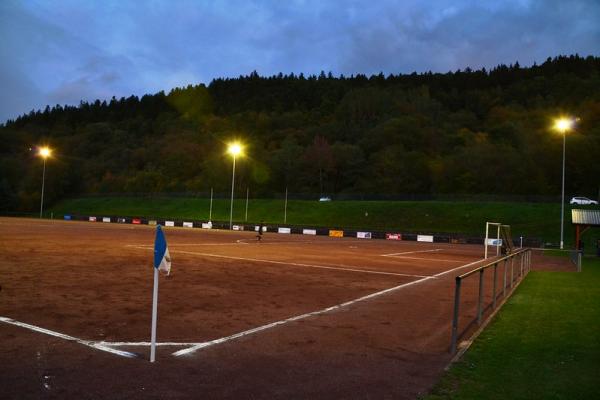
[[228, 143, 242, 156], [38, 146, 52, 159], [554, 118, 574, 133]]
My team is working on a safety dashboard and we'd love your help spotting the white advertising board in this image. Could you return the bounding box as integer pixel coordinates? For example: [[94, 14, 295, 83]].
[[486, 238, 503, 246], [417, 235, 434, 242]]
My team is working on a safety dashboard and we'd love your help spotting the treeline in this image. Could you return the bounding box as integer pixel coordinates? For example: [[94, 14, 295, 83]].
[[1, 55, 599, 211]]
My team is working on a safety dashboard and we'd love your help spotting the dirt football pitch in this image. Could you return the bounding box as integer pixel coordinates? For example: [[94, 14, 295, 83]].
[[0, 218, 572, 399]]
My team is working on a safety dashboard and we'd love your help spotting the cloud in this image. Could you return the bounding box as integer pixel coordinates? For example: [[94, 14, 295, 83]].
[[1, 0, 599, 123], [338, 0, 600, 73]]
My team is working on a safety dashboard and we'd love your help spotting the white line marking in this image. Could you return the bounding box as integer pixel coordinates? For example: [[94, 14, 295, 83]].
[[126, 243, 247, 247], [0, 317, 136, 358], [130, 246, 431, 278], [98, 341, 201, 347], [382, 249, 442, 256], [384, 256, 466, 263], [173, 257, 486, 357], [0, 222, 57, 227]]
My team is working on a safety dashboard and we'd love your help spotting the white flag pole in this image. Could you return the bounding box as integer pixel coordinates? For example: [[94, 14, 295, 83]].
[[150, 267, 159, 362]]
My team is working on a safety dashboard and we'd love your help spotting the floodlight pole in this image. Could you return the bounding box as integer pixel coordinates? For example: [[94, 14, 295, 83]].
[[209, 187, 213, 221], [560, 132, 566, 250], [229, 154, 236, 230], [245, 187, 249, 222], [284, 187, 288, 224], [39, 157, 47, 219]]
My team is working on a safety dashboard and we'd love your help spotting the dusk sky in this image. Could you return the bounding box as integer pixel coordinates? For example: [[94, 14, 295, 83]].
[[1, 0, 599, 123]]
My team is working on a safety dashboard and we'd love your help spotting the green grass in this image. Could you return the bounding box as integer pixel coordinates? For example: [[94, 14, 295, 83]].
[[425, 257, 600, 400], [47, 196, 599, 247]]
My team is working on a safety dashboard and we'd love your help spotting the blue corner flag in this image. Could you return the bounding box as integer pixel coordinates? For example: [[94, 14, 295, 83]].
[[154, 225, 171, 275]]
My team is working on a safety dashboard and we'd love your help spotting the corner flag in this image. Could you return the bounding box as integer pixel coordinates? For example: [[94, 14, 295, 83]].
[[154, 225, 171, 275], [150, 224, 171, 362]]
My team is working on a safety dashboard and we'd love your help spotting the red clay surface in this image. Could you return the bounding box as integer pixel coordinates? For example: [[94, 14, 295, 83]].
[[0, 218, 573, 399]]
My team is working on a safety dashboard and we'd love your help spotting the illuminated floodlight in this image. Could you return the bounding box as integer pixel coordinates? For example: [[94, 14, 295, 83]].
[[553, 116, 577, 251], [228, 143, 242, 156], [38, 146, 52, 159], [227, 141, 244, 230], [37, 146, 53, 218], [553, 117, 574, 133]]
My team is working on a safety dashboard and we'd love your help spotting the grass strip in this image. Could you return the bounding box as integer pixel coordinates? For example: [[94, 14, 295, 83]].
[[425, 257, 600, 400], [48, 196, 600, 247]]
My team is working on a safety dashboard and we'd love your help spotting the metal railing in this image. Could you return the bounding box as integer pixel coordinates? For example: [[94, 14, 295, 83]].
[[450, 248, 532, 353]]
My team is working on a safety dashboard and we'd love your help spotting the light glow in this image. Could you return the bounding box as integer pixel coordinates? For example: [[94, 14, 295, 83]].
[[554, 118, 574, 133], [227, 143, 242, 156], [38, 146, 52, 159]]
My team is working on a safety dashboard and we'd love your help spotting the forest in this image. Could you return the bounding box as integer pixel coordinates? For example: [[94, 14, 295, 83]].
[[1, 55, 599, 211]]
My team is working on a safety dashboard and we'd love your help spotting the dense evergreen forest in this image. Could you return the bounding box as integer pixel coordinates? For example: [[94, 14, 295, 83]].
[[1, 55, 599, 211]]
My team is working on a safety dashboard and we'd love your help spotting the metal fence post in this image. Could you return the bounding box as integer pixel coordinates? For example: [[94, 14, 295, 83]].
[[520, 253, 524, 277], [477, 269, 484, 325], [492, 262, 498, 309], [503, 258, 508, 298], [450, 277, 462, 353], [510, 257, 514, 288], [577, 251, 582, 273]]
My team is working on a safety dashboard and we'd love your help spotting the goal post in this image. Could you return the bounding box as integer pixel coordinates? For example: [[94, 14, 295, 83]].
[[484, 222, 513, 259]]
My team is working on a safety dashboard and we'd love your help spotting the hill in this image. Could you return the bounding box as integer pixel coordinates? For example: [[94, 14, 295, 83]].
[[1, 55, 599, 211]]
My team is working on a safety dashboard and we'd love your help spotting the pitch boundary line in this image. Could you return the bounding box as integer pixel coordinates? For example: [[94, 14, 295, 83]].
[[126, 243, 249, 247], [385, 256, 466, 263], [173, 257, 486, 357], [0, 317, 137, 358], [130, 245, 431, 278], [381, 249, 443, 256], [98, 341, 201, 347]]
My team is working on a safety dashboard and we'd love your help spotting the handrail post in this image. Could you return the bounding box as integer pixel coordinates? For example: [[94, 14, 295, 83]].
[[510, 257, 514, 288], [450, 277, 462, 353], [477, 269, 484, 325], [503, 258, 508, 298], [520, 252, 524, 277], [492, 262, 498, 309]]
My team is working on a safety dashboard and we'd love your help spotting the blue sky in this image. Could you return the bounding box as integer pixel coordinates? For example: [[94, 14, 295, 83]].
[[1, 0, 599, 123]]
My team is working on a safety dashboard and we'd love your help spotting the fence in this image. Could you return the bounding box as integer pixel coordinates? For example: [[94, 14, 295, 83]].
[[450, 248, 532, 354], [569, 249, 582, 272]]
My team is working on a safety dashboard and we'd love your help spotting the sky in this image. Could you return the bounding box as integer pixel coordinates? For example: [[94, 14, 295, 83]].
[[1, 0, 599, 123]]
